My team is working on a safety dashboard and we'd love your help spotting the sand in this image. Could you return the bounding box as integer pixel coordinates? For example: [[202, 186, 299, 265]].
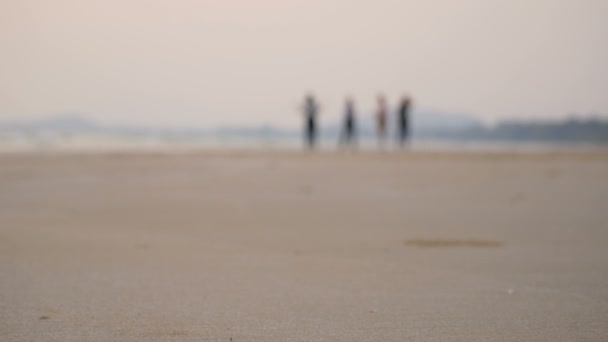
[[1, 149, 607, 341]]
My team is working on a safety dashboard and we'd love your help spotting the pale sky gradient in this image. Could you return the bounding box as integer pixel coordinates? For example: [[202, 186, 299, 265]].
[[1, 0, 607, 127]]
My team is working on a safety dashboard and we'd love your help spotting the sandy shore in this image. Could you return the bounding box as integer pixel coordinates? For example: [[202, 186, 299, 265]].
[[1, 149, 608, 341]]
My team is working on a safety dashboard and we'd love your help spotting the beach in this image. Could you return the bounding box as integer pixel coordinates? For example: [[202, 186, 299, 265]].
[[1, 149, 607, 341]]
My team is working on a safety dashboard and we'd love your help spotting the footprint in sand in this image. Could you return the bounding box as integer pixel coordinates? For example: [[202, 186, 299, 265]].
[[404, 239, 503, 248], [509, 193, 526, 205]]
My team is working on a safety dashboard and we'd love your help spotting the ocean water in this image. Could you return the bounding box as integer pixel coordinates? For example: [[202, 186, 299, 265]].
[[0, 131, 603, 153]]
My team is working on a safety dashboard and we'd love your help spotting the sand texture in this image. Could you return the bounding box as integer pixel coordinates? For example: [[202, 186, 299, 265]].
[[1, 150, 608, 341]]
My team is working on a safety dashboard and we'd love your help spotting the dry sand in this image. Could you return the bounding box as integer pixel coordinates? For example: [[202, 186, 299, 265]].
[[1, 149, 607, 341]]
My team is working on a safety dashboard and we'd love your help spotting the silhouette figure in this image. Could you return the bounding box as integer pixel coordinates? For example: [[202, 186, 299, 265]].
[[376, 95, 388, 147], [340, 98, 357, 147], [302, 94, 319, 148], [397, 96, 412, 146]]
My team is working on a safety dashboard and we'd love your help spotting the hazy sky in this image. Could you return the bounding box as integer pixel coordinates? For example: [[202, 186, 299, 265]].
[[1, 0, 607, 127]]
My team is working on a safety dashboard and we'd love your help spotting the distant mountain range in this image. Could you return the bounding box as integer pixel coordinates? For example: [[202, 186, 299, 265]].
[[0, 110, 484, 136], [1, 113, 607, 143], [451, 118, 608, 143]]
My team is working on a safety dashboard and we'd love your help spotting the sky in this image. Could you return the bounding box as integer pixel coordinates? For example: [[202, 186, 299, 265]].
[[1, 0, 607, 128]]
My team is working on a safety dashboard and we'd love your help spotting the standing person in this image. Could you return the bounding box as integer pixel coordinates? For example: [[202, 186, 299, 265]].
[[302, 94, 319, 149], [397, 95, 412, 146], [340, 97, 357, 147], [376, 95, 388, 147]]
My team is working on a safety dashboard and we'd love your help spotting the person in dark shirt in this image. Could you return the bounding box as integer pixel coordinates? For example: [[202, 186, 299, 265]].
[[302, 94, 319, 149], [340, 97, 357, 147], [397, 96, 412, 146], [376, 95, 388, 147]]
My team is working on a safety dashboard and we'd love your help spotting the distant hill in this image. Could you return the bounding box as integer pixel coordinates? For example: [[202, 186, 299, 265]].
[[0, 116, 100, 133], [456, 118, 608, 143], [0, 116, 204, 136]]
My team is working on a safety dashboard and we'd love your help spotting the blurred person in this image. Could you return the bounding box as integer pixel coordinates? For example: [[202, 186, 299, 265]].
[[340, 97, 357, 147], [376, 95, 388, 147], [397, 95, 412, 146], [302, 94, 320, 149]]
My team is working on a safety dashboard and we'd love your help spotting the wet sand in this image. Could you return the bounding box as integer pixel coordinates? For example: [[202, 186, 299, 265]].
[[1, 149, 608, 341]]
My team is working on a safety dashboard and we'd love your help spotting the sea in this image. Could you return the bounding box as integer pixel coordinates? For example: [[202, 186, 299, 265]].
[[0, 130, 603, 154]]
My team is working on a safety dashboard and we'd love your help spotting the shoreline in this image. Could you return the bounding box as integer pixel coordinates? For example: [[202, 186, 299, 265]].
[[1, 146, 608, 161]]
